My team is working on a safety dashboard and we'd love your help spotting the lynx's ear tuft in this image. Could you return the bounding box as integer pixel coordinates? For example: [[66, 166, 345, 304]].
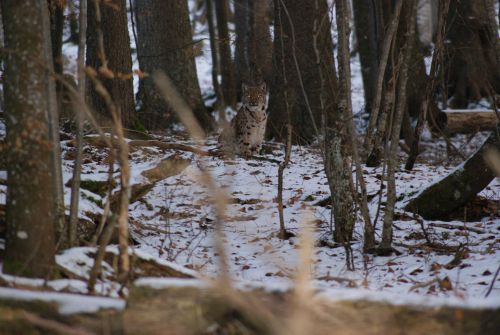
[[242, 83, 248, 94]]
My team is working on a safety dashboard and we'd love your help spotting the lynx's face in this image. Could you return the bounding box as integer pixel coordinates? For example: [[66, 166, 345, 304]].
[[242, 82, 267, 111]]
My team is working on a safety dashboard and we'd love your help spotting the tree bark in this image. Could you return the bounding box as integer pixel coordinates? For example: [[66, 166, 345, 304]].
[[206, 0, 225, 121], [247, 0, 272, 85], [135, 0, 212, 130], [69, 0, 87, 247], [86, 0, 136, 128], [363, 0, 403, 155], [2, 0, 60, 277], [443, 0, 500, 108], [352, 0, 378, 114], [268, 0, 337, 144], [215, 0, 237, 108], [405, 127, 500, 219], [336, 0, 375, 250], [234, 0, 249, 93], [379, 0, 416, 254], [47, 0, 64, 89], [68, 0, 79, 44]]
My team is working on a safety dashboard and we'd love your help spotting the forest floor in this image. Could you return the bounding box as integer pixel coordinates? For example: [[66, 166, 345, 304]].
[[0, 126, 499, 301], [0, 127, 499, 334]]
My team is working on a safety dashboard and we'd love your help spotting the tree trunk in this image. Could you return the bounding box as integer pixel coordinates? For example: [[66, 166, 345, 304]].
[[268, 0, 337, 144], [379, 0, 416, 254], [86, 0, 135, 128], [206, 0, 225, 121], [68, 0, 79, 44], [336, 0, 375, 250], [69, 0, 87, 247], [352, 0, 378, 114], [234, 0, 249, 94], [215, 0, 237, 108], [247, 0, 272, 84], [2, 0, 60, 277], [48, 0, 64, 117], [443, 0, 500, 108], [135, 0, 212, 130], [405, 127, 500, 220]]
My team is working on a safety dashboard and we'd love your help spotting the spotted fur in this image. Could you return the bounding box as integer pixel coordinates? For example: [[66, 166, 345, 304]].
[[219, 82, 267, 157]]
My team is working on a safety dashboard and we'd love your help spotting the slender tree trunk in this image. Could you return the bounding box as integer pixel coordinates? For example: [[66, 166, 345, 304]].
[[2, 0, 61, 277], [379, 1, 417, 254], [48, 0, 64, 83], [135, 0, 212, 130], [363, 1, 403, 155], [68, 0, 79, 44], [406, 0, 450, 171], [365, 0, 433, 167], [69, 0, 87, 247], [336, 0, 375, 250], [352, 0, 378, 114], [215, 0, 237, 108], [206, 0, 225, 121], [86, 0, 135, 128]]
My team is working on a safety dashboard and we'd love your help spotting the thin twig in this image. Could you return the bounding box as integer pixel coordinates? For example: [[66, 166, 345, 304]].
[[485, 263, 500, 297], [88, 215, 117, 294]]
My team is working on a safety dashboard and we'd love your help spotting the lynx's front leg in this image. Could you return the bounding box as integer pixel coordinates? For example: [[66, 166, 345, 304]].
[[239, 140, 253, 157]]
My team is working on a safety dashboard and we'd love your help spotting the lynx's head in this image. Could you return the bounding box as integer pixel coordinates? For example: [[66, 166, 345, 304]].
[[242, 82, 267, 112]]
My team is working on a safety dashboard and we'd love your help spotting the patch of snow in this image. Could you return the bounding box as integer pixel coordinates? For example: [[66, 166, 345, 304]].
[[318, 287, 500, 309], [134, 277, 206, 289], [0, 287, 125, 315]]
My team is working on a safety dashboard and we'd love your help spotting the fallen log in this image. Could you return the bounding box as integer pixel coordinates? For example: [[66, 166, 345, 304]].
[[124, 281, 500, 335], [80, 135, 220, 157], [404, 127, 500, 219], [438, 109, 499, 133]]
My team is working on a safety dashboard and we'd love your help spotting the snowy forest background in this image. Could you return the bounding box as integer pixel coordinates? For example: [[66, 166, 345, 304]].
[[0, 0, 499, 334]]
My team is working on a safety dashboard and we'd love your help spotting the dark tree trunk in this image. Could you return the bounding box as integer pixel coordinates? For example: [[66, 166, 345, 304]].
[[2, 0, 61, 277], [268, 0, 337, 144], [134, 0, 212, 130], [68, 0, 79, 44], [206, 0, 225, 120], [48, 0, 65, 125], [215, 0, 237, 108], [48, 0, 64, 80], [405, 127, 500, 219], [234, 0, 249, 93], [86, 0, 136, 128], [352, 0, 378, 113], [247, 0, 273, 84], [443, 0, 500, 108]]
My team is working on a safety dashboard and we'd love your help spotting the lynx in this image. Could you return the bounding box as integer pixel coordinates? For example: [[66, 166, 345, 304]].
[[219, 82, 267, 157]]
